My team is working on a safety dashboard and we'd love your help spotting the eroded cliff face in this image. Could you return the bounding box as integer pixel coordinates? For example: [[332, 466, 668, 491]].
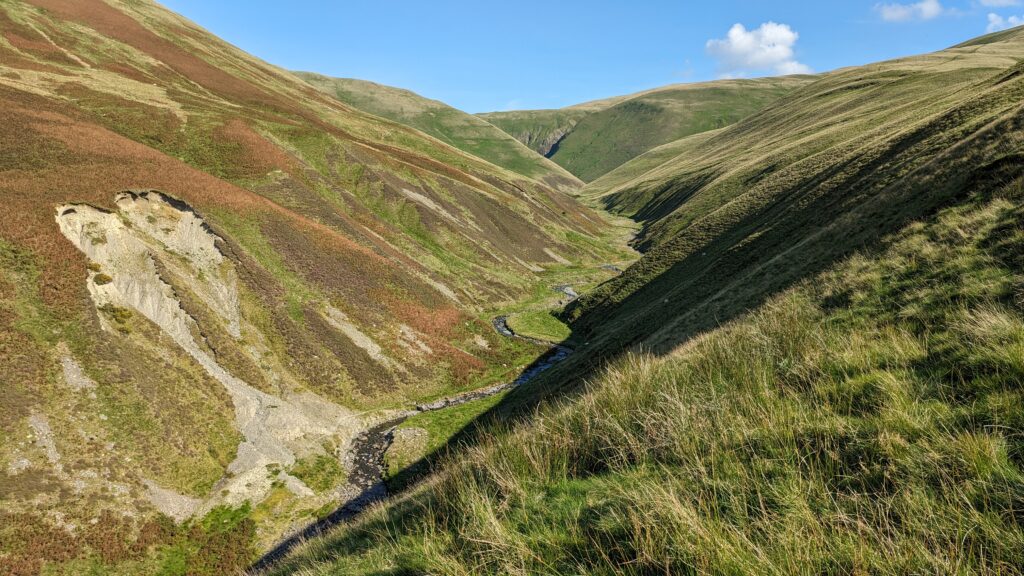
[[535, 127, 575, 158], [55, 191, 360, 518]]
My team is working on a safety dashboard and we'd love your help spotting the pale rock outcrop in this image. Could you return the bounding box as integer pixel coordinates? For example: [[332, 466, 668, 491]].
[[398, 324, 433, 356], [544, 248, 571, 265], [28, 413, 62, 474], [323, 305, 401, 372], [56, 191, 360, 518], [401, 188, 482, 232], [143, 480, 202, 523], [6, 456, 31, 475], [58, 345, 98, 393], [514, 257, 545, 273], [115, 192, 242, 338]]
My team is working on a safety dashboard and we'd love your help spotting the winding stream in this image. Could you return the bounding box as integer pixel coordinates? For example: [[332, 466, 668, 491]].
[[250, 313, 573, 573]]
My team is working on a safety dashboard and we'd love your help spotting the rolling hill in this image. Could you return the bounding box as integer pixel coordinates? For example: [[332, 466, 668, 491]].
[[569, 26, 1024, 353], [294, 73, 584, 194], [0, 1, 631, 573], [267, 27, 1024, 576], [481, 76, 813, 182]]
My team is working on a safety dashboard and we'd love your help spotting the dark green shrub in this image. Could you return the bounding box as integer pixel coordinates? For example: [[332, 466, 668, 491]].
[[93, 273, 113, 285]]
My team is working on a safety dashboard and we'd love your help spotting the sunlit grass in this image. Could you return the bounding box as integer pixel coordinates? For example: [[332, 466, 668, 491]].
[[507, 310, 571, 343]]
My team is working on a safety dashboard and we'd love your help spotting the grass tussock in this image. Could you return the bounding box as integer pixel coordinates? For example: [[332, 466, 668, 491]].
[[289, 454, 347, 494], [270, 192, 1024, 575]]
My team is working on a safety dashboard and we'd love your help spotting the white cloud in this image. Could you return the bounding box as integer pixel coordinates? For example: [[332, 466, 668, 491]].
[[776, 60, 813, 75], [705, 22, 812, 78], [987, 12, 1024, 31], [877, 0, 945, 22]]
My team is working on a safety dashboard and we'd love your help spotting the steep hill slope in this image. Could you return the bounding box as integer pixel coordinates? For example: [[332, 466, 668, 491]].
[[569, 27, 1024, 354], [481, 76, 812, 182], [293, 73, 583, 194], [268, 29, 1024, 575], [0, 1, 628, 573]]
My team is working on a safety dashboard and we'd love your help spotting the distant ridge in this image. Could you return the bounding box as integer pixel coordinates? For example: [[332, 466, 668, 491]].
[[480, 76, 813, 181], [295, 73, 583, 194]]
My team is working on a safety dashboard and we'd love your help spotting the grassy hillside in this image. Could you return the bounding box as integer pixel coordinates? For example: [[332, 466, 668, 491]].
[[477, 108, 591, 158], [581, 127, 724, 202], [482, 77, 812, 182], [476, 91, 628, 157], [0, 1, 630, 573], [269, 176, 1024, 576], [569, 27, 1024, 355], [294, 73, 583, 193], [266, 29, 1024, 575]]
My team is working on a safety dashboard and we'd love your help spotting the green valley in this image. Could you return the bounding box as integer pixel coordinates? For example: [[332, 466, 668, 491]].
[[1, 2, 1022, 575]]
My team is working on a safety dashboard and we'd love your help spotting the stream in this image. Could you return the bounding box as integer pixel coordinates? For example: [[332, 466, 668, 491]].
[[250, 312, 573, 573]]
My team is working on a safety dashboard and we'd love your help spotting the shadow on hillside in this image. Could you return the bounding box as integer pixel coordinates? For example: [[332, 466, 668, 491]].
[[252, 491, 435, 575]]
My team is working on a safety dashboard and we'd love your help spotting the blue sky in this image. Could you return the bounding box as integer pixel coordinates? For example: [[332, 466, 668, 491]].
[[160, 0, 1024, 113]]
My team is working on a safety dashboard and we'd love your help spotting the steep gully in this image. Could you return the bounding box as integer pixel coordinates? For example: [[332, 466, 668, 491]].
[[250, 310, 576, 573]]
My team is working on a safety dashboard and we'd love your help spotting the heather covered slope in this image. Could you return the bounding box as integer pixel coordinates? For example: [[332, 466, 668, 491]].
[[481, 76, 812, 182], [0, 1, 628, 572], [294, 73, 583, 193]]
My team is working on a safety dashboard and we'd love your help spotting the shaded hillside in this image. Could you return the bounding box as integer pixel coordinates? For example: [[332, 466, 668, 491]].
[[294, 73, 583, 194], [482, 77, 812, 182], [0, 1, 629, 572], [569, 28, 1024, 355]]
